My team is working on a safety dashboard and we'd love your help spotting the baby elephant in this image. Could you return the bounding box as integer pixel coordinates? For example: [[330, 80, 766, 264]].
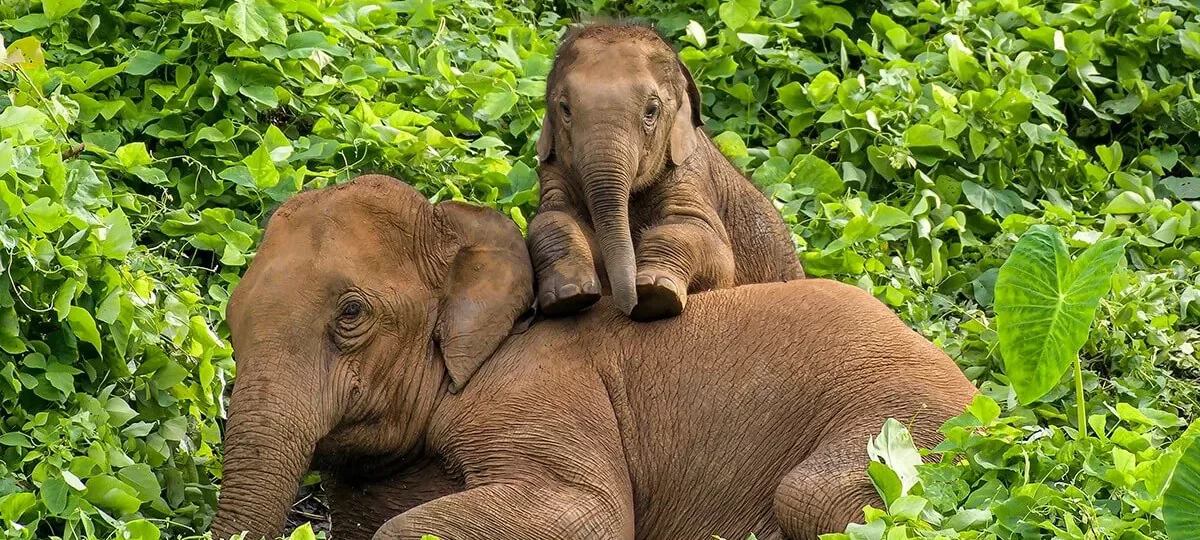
[[530, 22, 805, 321], [210, 175, 976, 540]]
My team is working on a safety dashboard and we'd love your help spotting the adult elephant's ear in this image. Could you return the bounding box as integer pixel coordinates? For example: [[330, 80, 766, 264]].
[[432, 201, 534, 393]]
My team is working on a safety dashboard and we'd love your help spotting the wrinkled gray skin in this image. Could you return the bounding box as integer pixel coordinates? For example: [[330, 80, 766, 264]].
[[529, 23, 805, 321], [210, 174, 977, 540]]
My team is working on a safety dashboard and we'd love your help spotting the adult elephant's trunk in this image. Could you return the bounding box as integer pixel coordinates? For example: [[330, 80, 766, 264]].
[[579, 143, 638, 315], [210, 369, 323, 540]]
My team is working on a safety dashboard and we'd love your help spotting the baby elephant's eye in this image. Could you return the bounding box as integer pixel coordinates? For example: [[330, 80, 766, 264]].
[[643, 102, 659, 123], [559, 101, 571, 118]]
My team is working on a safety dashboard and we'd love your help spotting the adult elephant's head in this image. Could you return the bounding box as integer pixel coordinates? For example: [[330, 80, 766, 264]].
[[210, 175, 533, 539], [536, 23, 703, 315]]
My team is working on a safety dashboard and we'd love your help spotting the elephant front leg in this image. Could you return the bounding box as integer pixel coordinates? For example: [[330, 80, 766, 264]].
[[630, 215, 735, 322], [527, 209, 604, 317], [372, 482, 633, 540]]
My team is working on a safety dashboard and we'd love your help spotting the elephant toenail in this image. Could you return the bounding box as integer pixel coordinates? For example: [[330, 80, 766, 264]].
[[559, 283, 581, 297], [636, 275, 654, 287], [583, 281, 599, 295], [656, 277, 677, 293], [539, 291, 557, 306]]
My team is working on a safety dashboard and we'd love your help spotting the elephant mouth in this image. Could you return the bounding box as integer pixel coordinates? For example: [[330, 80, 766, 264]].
[[284, 483, 332, 536]]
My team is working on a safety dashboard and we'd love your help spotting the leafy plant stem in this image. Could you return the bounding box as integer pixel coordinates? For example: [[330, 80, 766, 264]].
[[1075, 354, 1086, 438]]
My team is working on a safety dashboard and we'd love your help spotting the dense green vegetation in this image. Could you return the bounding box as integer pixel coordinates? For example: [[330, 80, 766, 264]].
[[1, 0, 1198, 538]]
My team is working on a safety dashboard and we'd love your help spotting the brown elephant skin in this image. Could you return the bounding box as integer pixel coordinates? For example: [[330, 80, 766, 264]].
[[530, 22, 805, 321], [210, 174, 977, 540]]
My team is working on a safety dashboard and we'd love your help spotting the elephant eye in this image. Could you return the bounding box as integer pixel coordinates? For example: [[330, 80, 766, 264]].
[[338, 298, 366, 323], [643, 101, 659, 124], [559, 101, 571, 119]]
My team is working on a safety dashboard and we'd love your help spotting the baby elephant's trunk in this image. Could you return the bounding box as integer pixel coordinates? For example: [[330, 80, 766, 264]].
[[580, 146, 638, 315]]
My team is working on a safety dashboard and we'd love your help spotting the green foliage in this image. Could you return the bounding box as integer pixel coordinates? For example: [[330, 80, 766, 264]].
[[1, 0, 1197, 539], [1165, 430, 1200, 540], [826, 407, 1200, 540], [994, 224, 1127, 425]]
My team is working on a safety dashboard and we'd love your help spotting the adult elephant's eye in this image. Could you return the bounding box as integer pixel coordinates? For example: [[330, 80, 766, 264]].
[[340, 300, 363, 320]]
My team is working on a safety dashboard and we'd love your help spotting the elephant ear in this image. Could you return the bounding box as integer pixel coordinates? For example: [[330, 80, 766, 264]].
[[432, 201, 534, 393], [536, 112, 555, 163], [670, 59, 704, 167]]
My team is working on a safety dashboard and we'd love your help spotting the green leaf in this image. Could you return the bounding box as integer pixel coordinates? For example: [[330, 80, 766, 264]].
[[904, 125, 945, 149], [41, 0, 83, 20], [66, 306, 103, 353], [994, 226, 1128, 405], [475, 90, 518, 121], [1165, 432, 1200, 540], [867, 419, 922, 496], [24, 198, 70, 232], [123, 520, 162, 540], [791, 154, 844, 194], [225, 0, 288, 44], [712, 131, 749, 159], [1161, 177, 1200, 199], [125, 51, 165, 76], [118, 464, 161, 502], [0, 492, 35, 522], [41, 477, 69, 514], [719, 0, 761, 30], [808, 71, 839, 104], [83, 475, 141, 515], [115, 142, 152, 168], [244, 144, 280, 189], [100, 208, 134, 259]]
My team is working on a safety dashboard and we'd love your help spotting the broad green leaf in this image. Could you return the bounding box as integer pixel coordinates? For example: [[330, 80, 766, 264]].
[[225, 0, 287, 44], [1161, 177, 1200, 199], [867, 419, 921, 496], [244, 145, 280, 189], [41, 477, 69, 514], [125, 51, 165, 76], [719, 0, 761, 30], [66, 306, 103, 353], [475, 90, 518, 121], [41, 0, 83, 20], [904, 125, 945, 149], [118, 464, 161, 501], [808, 71, 839, 104], [710, 132, 747, 163], [100, 208, 134, 259], [83, 475, 141, 515], [0, 492, 35, 522], [115, 142, 152, 168], [791, 154, 844, 194], [1165, 432, 1200, 540], [23, 198, 70, 232], [994, 226, 1128, 405], [124, 520, 161, 540]]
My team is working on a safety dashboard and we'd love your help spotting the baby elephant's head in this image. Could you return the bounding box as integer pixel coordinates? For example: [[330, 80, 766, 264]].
[[211, 175, 532, 539], [537, 22, 704, 313]]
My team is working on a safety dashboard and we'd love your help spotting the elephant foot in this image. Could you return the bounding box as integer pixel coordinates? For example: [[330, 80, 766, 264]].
[[629, 274, 685, 322], [538, 280, 601, 317]]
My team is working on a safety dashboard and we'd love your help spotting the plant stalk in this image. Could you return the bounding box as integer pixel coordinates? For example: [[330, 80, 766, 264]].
[[1075, 354, 1086, 438]]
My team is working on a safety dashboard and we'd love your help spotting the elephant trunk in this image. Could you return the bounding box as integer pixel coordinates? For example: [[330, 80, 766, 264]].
[[211, 373, 323, 540], [579, 143, 638, 315]]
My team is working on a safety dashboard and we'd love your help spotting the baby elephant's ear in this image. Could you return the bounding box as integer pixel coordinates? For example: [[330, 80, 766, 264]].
[[433, 201, 534, 393], [536, 113, 555, 162], [670, 59, 703, 166]]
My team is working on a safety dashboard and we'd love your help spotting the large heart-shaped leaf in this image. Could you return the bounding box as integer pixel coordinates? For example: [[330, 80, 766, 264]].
[[1165, 430, 1200, 540], [994, 225, 1128, 405]]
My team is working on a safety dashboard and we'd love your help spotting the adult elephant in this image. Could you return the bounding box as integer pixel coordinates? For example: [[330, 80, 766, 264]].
[[210, 174, 977, 540]]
